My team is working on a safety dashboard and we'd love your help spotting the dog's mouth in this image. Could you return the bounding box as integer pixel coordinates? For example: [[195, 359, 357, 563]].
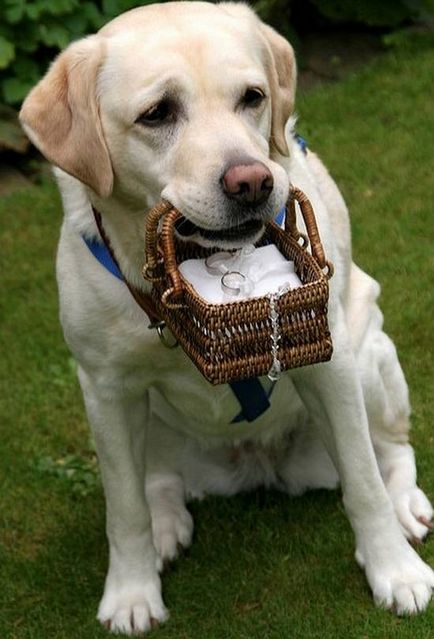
[[174, 216, 264, 245]]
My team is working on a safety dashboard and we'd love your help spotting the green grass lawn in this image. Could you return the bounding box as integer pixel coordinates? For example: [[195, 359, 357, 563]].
[[1, 45, 434, 639]]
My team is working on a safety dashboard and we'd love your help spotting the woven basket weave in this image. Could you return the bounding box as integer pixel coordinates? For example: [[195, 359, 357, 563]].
[[143, 187, 334, 385]]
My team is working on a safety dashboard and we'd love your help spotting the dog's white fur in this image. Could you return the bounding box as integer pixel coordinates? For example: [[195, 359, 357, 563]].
[[20, 2, 433, 634]]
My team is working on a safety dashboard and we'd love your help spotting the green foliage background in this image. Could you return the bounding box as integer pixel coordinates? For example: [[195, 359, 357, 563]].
[[1, 0, 434, 107], [0, 0, 150, 104]]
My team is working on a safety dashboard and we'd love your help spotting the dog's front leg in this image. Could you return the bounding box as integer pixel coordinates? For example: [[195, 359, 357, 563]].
[[78, 367, 168, 635], [292, 317, 434, 614]]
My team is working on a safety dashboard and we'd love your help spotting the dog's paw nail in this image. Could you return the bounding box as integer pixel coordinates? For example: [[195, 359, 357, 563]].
[[150, 617, 159, 628], [418, 516, 434, 530], [155, 555, 163, 572]]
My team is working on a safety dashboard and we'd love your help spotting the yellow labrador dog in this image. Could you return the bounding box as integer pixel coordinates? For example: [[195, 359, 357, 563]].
[[20, 2, 433, 634]]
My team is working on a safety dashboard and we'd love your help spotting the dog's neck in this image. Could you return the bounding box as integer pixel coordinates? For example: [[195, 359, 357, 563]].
[[93, 195, 152, 290], [55, 168, 151, 291]]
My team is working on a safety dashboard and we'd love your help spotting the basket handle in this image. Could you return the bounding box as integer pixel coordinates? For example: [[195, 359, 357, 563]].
[[160, 208, 184, 301], [143, 202, 185, 307], [144, 200, 174, 279], [285, 187, 333, 277]]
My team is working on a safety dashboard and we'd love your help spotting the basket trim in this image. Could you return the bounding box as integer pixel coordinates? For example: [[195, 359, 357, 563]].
[[143, 189, 334, 384]]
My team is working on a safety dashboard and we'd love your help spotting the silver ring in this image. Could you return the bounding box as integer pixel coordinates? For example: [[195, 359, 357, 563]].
[[205, 252, 232, 275], [221, 271, 247, 296]]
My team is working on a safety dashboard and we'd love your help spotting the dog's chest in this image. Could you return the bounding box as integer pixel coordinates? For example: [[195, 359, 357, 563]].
[[146, 347, 304, 440]]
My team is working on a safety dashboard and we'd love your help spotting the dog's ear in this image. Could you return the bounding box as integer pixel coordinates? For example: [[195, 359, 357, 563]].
[[260, 24, 296, 157], [20, 36, 113, 197]]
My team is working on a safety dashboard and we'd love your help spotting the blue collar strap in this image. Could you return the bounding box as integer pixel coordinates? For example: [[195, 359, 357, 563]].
[[294, 133, 308, 154], [231, 377, 277, 423], [274, 206, 285, 227], [83, 234, 124, 281]]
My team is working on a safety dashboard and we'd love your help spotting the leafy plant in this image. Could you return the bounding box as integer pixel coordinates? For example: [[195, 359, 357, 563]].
[[34, 450, 100, 497], [307, 0, 434, 27], [0, 0, 433, 118], [0, 103, 29, 151], [0, 0, 154, 106], [2, 0, 434, 108]]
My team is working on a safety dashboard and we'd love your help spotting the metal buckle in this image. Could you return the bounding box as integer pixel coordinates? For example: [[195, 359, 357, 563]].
[[148, 320, 178, 349]]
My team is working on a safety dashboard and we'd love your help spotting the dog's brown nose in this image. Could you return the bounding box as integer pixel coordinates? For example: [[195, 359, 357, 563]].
[[222, 160, 274, 206]]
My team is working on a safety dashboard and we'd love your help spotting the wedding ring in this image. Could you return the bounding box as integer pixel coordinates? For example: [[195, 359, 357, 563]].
[[221, 271, 247, 296], [205, 251, 233, 275]]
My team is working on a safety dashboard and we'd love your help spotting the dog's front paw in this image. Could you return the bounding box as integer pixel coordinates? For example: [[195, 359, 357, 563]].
[[97, 573, 168, 635], [390, 487, 433, 542], [356, 538, 434, 615]]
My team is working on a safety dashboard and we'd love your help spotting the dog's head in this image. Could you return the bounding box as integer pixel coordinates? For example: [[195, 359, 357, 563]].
[[20, 2, 296, 247]]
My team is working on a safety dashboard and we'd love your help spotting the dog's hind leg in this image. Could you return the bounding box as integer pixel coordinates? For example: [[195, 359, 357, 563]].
[[358, 326, 433, 542], [145, 415, 195, 565], [349, 265, 433, 542], [291, 308, 434, 615], [146, 472, 194, 565], [277, 418, 339, 496]]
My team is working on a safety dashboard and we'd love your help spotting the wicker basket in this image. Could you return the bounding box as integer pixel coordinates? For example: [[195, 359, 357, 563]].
[[142, 187, 334, 385]]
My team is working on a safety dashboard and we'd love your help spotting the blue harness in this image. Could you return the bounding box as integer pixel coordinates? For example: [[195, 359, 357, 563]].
[[82, 135, 307, 423]]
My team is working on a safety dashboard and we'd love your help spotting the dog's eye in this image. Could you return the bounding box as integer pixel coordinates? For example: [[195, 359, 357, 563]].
[[136, 99, 175, 126], [241, 88, 266, 108]]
